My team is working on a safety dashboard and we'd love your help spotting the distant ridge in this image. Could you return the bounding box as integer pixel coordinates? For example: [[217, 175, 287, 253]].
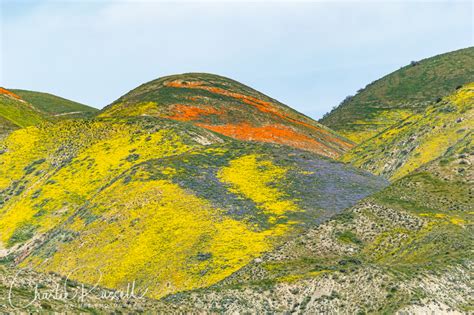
[[0, 87, 45, 136], [10, 89, 98, 119]]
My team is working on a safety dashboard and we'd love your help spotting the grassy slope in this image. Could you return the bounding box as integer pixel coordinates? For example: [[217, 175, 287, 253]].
[[0, 117, 385, 302], [0, 115, 19, 136], [2, 59, 471, 312], [10, 89, 98, 118], [320, 47, 474, 143], [341, 82, 473, 180], [0, 90, 46, 137], [150, 59, 474, 313], [99, 73, 353, 158], [157, 123, 472, 314]]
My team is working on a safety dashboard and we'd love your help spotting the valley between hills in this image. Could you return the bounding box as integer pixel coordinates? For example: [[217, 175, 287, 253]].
[[0, 47, 472, 313]]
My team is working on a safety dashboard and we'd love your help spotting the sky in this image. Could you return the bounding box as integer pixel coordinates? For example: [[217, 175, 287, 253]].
[[1, 0, 473, 119]]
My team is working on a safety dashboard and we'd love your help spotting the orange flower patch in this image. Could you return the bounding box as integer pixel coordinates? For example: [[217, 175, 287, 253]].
[[0, 87, 22, 100], [197, 122, 339, 158], [164, 80, 353, 150], [165, 80, 283, 118], [167, 104, 223, 121], [187, 96, 204, 101]]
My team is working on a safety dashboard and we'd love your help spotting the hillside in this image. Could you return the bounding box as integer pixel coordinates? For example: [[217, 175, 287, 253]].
[[10, 89, 98, 119], [141, 56, 474, 313], [320, 47, 474, 143], [155, 108, 473, 314], [99, 73, 353, 158], [0, 117, 385, 301], [0, 60, 471, 313], [341, 82, 473, 180], [0, 88, 45, 137]]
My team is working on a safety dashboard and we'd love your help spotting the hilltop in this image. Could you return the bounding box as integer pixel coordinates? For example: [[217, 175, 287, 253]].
[[99, 73, 353, 158], [10, 89, 98, 119], [0, 87, 98, 138], [320, 47, 474, 143], [0, 88, 45, 136]]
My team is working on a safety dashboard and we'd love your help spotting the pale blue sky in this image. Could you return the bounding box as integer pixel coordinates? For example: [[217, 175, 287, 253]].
[[1, 0, 473, 119]]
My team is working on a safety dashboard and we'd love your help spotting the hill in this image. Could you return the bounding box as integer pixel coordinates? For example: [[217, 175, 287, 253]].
[[320, 47, 474, 143], [0, 117, 385, 301], [99, 73, 353, 158], [0, 88, 45, 137], [341, 82, 473, 180], [1, 61, 471, 313], [155, 95, 473, 314], [143, 55, 473, 313], [10, 89, 99, 119]]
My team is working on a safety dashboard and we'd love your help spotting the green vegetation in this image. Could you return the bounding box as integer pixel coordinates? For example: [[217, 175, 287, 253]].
[[100, 72, 353, 158], [7, 223, 37, 247], [0, 51, 471, 313], [147, 51, 473, 313], [163, 133, 472, 313], [0, 116, 383, 301], [0, 94, 46, 136], [321, 47, 474, 143], [341, 82, 473, 180], [336, 230, 362, 245], [11, 89, 98, 118]]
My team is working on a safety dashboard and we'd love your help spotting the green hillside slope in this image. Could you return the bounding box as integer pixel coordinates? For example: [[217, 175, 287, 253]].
[[100, 73, 353, 158], [341, 82, 473, 180], [0, 88, 45, 137], [10, 89, 98, 119], [0, 117, 385, 300], [320, 47, 474, 143], [157, 114, 472, 314]]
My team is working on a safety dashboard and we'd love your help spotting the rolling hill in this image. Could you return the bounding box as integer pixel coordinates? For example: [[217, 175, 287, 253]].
[[152, 81, 473, 315], [0, 87, 97, 138], [99, 73, 353, 158], [0, 88, 45, 137], [10, 89, 98, 119], [341, 82, 473, 180], [158, 132, 472, 313], [142, 52, 473, 313], [0, 116, 385, 301], [0, 55, 471, 313], [320, 47, 474, 143]]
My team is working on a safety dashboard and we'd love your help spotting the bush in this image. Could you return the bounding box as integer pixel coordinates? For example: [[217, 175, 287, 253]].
[[336, 230, 363, 245], [7, 223, 37, 247]]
